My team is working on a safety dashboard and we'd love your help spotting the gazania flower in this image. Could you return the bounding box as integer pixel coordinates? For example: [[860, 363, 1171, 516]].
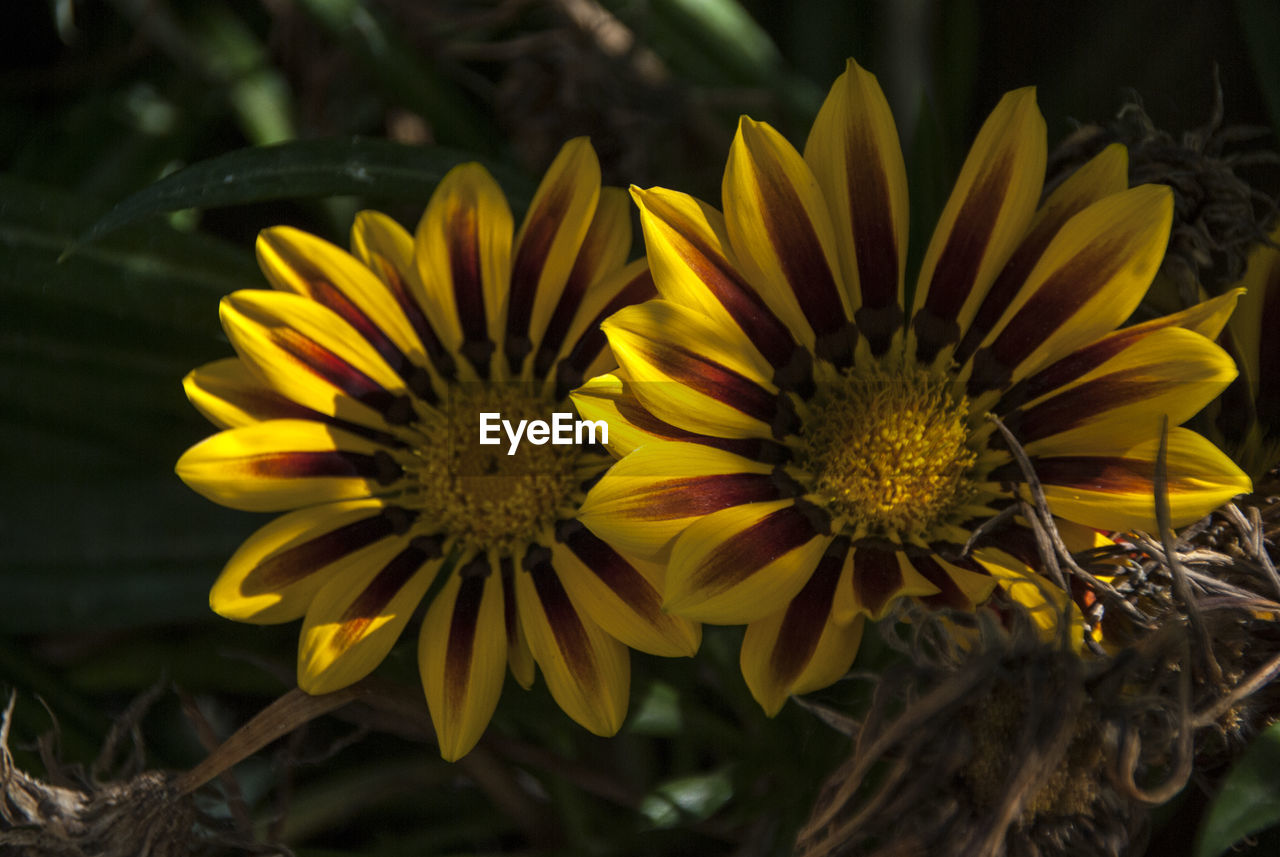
[[573, 60, 1251, 714], [176, 138, 699, 760]]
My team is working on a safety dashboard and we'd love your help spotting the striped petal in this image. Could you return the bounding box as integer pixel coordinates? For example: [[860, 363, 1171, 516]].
[[297, 535, 443, 694], [220, 289, 410, 430], [350, 210, 457, 382], [553, 521, 701, 657], [211, 499, 414, 624], [176, 419, 403, 512], [546, 260, 656, 397], [531, 186, 631, 377], [910, 554, 997, 612], [415, 163, 513, 375], [1009, 288, 1244, 407], [515, 558, 630, 736], [1013, 326, 1237, 455], [665, 499, 832, 624], [579, 441, 788, 560], [803, 59, 909, 356], [602, 300, 780, 439], [740, 539, 862, 716], [724, 117, 854, 364], [833, 547, 940, 621], [1021, 427, 1252, 531], [967, 184, 1174, 393], [956, 143, 1129, 366], [506, 138, 601, 375], [257, 226, 426, 389], [419, 555, 508, 761], [912, 88, 1046, 365], [184, 358, 318, 429], [501, 555, 536, 689], [631, 186, 799, 373]]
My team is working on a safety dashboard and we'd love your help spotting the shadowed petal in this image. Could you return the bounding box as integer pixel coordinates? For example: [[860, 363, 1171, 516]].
[[549, 260, 656, 396], [912, 88, 1045, 365], [803, 59, 909, 355], [553, 522, 700, 657], [415, 163, 513, 375], [515, 558, 630, 736], [297, 535, 443, 694], [211, 498, 413, 624], [724, 117, 854, 363], [420, 556, 507, 761], [843, 547, 939, 620], [506, 138, 601, 375], [740, 538, 862, 715], [579, 440, 789, 560], [219, 289, 410, 430], [602, 300, 781, 438], [184, 358, 320, 429], [967, 185, 1174, 393], [665, 499, 831, 624]]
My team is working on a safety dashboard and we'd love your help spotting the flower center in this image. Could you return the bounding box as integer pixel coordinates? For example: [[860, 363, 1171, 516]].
[[404, 383, 584, 557], [799, 364, 977, 542]]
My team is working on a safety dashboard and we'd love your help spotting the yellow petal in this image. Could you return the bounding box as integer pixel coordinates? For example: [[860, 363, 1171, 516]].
[[415, 162, 514, 370], [419, 557, 508, 761], [184, 358, 316, 429], [210, 498, 407, 624], [1033, 427, 1252, 531], [219, 289, 408, 430], [602, 300, 779, 439], [665, 499, 830, 625], [970, 184, 1174, 390], [507, 138, 602, 375], [578, 440, 779, 560], [515, 562, 630, 736], [297, 536, 442, 694], [724, 117, 852, 361], [552, 524, 700, 657], [176, 419, 402, 512], [803, 59, 909, 354], [912, 87, 1046, 365]]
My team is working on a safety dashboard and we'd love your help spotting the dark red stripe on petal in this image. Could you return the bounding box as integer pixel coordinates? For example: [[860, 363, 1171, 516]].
[[1018, 456, 1158, 495], [334, 541, 429, 647], [843, 133, 902, 356], [507, 184, 574, 373], [754, 160, 851, 352], [768, 539, 848, 685], [446, 204, 493, 375], [911, 554, 987, 611], [244, 508, 412, 596], [551, 269, 657, 395], [983, 237, 1128, 376], [444, 572, 487, 714], [528, 562, 599, 691], [560, 523, 660, 613], [1010, 372, 1169, 443], [915, 153, 1014, 363], [603, 472, 794, 521], [600, 386, 791, 464], [371, 255, 457, 381], [851, 547, 903, 615], [300, 277, 412, 376], [637, 342, 779, 425], [996, 327, 1147, 411], [272, 327, 401, 416], [246, 449, 401, 484], [690, 503, 823, 595]]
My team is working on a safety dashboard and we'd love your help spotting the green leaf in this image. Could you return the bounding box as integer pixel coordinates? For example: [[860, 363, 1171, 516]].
[[70, 138, 532, 253], [1195, 721, 1280, 857], [640, 768, 734, 828]]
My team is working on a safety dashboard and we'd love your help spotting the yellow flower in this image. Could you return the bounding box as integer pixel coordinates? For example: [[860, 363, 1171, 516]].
[[176, 138, 699, 761], [572, 61, 1251, 715]]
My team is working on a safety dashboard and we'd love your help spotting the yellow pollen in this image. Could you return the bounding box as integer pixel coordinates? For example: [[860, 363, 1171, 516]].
[[402, 383, 583, 556], [799, 365, 976, 541]]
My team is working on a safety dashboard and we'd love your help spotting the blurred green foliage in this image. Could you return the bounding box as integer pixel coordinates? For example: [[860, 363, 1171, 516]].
[[1, 1, 1277, 854]]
